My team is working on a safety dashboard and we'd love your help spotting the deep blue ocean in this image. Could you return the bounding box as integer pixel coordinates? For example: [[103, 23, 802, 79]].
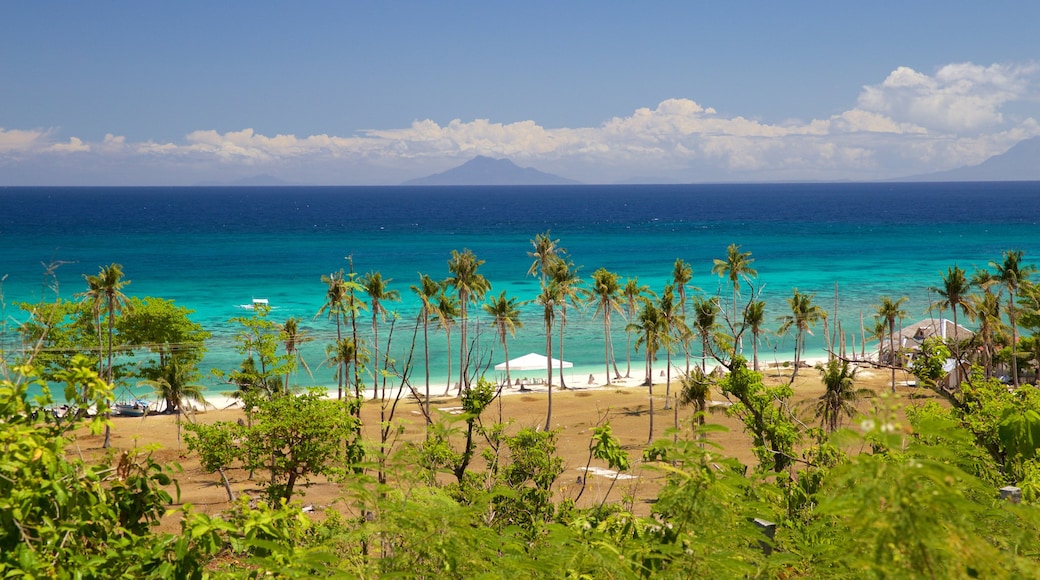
[[2, 182, 1038, 398]]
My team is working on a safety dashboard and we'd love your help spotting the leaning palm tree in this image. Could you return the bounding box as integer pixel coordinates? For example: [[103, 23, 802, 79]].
[[628, 301, 664, 443], [446, 249, 490, 392], [483, 290, 524, 388], [589, 267, 624, 384], [875, 295, 908, 392], [547, 255, 583, 389], [622, 277, 653, 379], [928, 265, 973, 362], [992, 250, 1035, 387], [814, 358, 868, 433], [777, 289, 825, 374], [76, 274, 106, 376], [85, 264, 131, 448], [745, 300, 767, 372], [411, 273, 442, 419], [281, 317, 313, 393], [538, 281, 558, 430], [362, 271, 401, 398]]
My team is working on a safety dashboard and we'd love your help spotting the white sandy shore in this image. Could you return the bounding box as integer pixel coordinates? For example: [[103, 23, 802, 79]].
[[183, 356, 847, 413]]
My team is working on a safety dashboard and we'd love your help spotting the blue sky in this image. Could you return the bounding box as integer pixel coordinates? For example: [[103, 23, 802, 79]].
[[2, 1, 1039, 185]]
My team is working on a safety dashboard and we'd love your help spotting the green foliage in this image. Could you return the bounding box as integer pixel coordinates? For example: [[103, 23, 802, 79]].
[[187, 389, 363, 506], [214, 304, 292, 399], [0, 360, 204, 579], [719, 356, 799, 472], [910, 336, 952, 389]]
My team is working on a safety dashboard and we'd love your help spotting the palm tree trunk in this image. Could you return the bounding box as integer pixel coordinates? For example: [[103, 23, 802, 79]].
[[544, 319, 554, 431], [558, 307, 567, 389], [647, 347, 655, 444], [603, 313, 611, 385], [1010, 294, 1020, 388], [423, 316, 431, 425]]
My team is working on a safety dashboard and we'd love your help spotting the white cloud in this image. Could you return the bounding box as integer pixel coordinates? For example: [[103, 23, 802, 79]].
[[2, 61, 1038, 184], [857, 62, 1038, 133]]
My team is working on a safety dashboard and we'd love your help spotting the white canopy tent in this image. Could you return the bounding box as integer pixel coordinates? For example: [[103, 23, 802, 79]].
[[495, 352, 573, 372]]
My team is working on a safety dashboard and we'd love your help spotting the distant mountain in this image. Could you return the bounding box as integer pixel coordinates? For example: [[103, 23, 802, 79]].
[[402, 156, 581, 186], [904, 137, 1040, 181], [195, 174, 296, 186]]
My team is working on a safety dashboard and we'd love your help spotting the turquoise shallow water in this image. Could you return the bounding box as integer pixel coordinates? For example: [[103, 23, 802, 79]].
[[2, 182, 1038, 398]]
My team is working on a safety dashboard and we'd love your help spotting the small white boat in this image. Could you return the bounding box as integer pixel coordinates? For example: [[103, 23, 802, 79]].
[[115, 400, 150, 417], [238, 298, 270, 310]]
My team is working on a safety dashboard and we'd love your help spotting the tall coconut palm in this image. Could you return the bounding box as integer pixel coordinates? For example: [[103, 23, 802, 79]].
[[875, 295, 908, 392], [673, 258, 694, 371], [483, 290, 523, 387], [628, 301, 664, 443], [538, 281, 558, 430], [322, 338, 357, 397], [446, 249, 490, 392], [992, 250, 1035, 387], [928, 265, 973, 362], [435, 290, 460, 395], [84, 264, 130, 448], [528, 230, 564, 282], [316, 270, 348, 398], [657, 284, 685, 410], [777, 289, 825, 373], [623, 277, 653, 378], [712, 244, 757, 344], [547, 256, 583, 389], [411, 273, 442, 419], [692, 296, 720, 373], [361, 271, 401, 398], [281, 317, 313, 393], [77, 274, 106, 375], [745, 300, 767, 372], [966, 287, 1001, 379], [590, 267, 624, 384], [815, 359, 867, 433]]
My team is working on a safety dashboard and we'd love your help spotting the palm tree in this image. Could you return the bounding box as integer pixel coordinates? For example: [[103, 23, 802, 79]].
[[411, 273, 442, 419], [875, 295, 908, 392], [623, 277, 653, 378], [745, 300, 767, 372], [316, 270, 348, 398], [538, 281, 558, 430], [777, 289, 825, 372], [815, 359, 868, 433], [547, 256, 583, 389], [436, 290, 460, 395], [966, 286, 1001, 379], [446, 249, 490, 392], [712, 244, 757, 345], [590, 267, 624, 384], [76, 274, 106, 376], [361, 271, 400, 398], [322, 338, 357, 397], [528, 230, 564, 282], [483, 290, 523, 388], [928, 265, 973, 362], [139, 354, 208, 446], [280, 317, 313, 393], [678, 365, 712, 431], [673, 258, 694, 371], [658, 284, 684, 410], [84, 264, 130, 448], [992, 250, 1035, 387], [628, 301, 663, 443], [692, 296, 720, 373]]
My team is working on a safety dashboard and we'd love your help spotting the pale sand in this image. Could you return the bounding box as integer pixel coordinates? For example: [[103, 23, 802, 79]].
[[72, 359, 924, 533]]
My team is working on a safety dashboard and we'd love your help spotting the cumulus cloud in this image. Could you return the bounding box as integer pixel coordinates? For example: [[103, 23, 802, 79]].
[[857, 62, 1038, 133], [2, 61, 1038, 184]]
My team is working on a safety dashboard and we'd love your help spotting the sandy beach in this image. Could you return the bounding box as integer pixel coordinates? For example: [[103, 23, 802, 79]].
[[71, 357, 928, 534]]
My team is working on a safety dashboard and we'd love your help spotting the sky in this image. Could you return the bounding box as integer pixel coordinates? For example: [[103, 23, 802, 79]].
[[2, 1, 1039, 185]]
